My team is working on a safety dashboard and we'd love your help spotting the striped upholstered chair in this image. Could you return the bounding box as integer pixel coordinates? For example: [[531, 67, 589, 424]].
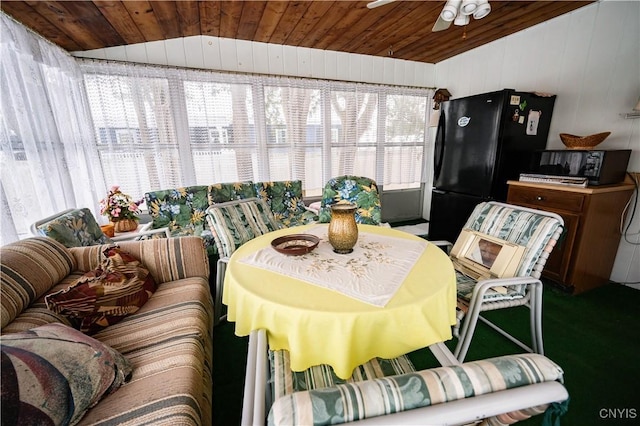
[[243, 329, 569, 425], [205, 198, 283, 325], [451, 201, 564, 362]]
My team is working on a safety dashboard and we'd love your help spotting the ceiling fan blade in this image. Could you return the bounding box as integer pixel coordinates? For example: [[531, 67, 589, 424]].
[[367, 0, 396, 9], [432, 15, 453, 32]]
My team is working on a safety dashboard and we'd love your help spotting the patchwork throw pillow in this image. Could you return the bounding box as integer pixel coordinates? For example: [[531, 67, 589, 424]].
[[45, 246, 156, 334], [0, 323, 132, 426]]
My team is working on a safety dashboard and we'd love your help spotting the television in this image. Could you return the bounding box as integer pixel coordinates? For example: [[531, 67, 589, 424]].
[[450, 229, 526, 280]]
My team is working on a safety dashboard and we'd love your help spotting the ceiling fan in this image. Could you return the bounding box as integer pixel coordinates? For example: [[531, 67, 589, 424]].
[[367, 0, 491, 32]]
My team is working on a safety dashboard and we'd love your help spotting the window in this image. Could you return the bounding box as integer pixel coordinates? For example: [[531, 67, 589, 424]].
[[80, 61, 433, 199]]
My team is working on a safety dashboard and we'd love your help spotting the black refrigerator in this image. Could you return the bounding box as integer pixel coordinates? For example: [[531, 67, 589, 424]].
[[429, 89, 556, 242]]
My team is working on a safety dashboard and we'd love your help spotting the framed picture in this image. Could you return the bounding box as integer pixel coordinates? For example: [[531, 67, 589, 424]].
[[450, 229, 526, 280]]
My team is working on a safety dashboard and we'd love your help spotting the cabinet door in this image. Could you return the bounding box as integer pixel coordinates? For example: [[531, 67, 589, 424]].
[[507, 185, 583, 288], [541, 211, 579, 284]]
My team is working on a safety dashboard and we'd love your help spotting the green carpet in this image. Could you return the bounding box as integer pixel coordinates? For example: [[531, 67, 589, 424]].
[[213, 282, 640, 425]]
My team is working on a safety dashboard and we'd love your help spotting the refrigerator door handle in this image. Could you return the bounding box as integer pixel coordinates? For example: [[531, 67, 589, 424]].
[[433, 111, 446, 181]]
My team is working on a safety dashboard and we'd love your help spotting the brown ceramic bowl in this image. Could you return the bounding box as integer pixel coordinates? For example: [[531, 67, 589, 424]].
[[271, 234, 320, 256]]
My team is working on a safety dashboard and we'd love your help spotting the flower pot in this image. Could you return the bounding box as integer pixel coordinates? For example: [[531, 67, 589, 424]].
[[328, 203, 358, 254], [112, 219, 138, 233], [100, 224, 115, 237]]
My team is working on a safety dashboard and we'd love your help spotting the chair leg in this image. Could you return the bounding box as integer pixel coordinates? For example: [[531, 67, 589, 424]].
[[455, 281, 545, 362], [453, 305, 481, 362], [530, 283, 544, 355], [214, 258, 228, 326]]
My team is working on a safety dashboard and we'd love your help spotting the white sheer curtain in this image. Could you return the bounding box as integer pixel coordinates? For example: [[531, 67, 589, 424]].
[[1, 11, 433, 246], [0, 13, 104, 245]]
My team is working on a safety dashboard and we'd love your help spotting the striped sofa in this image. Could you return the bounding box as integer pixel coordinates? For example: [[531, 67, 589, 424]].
[[1, 236, 213, 425]]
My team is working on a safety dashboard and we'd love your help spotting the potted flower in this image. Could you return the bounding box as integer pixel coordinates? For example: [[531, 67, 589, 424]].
[[99, 186, 142, 232]]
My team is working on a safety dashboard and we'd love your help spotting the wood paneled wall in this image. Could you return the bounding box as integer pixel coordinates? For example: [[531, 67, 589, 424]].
[[73, 35, 436, 88]]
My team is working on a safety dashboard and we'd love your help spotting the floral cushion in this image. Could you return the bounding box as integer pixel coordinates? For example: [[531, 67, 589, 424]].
[[36, 208, 112, 248], [45, 246, 156, 334], [145, 185, 216, 254], [0, 323, 132, 426], [207, 181, 256, 204], [318, 176, 382, 225], [268, 353, 566, 426], [144, 185, 210, 232], [206, 198, 282, 258], [255, 180, 318, 227]]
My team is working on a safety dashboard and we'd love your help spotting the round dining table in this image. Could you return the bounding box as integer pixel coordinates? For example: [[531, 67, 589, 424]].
[[223, 223, 457, 379]]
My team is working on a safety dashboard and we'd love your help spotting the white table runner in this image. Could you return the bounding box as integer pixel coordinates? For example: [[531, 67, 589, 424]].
[[239, 226, 428, 307]]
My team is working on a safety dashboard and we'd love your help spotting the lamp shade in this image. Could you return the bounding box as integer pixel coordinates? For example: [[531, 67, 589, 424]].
[[460, 0, 478, 16], [473, 0, 491, 19], [441, 0, 462, 21]]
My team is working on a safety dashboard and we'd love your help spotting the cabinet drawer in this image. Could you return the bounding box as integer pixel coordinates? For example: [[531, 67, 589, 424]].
[[508, 186, 585, 213]]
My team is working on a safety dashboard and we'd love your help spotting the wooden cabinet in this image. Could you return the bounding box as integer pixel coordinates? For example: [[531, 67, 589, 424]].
[[507, 180, 634, 294]]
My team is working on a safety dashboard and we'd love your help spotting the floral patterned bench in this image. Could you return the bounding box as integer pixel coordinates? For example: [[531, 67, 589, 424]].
[[144, 180, 317, 256]]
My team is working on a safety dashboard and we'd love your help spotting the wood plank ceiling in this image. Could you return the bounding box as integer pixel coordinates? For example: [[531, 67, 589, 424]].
[[1, 1, 594, 64]]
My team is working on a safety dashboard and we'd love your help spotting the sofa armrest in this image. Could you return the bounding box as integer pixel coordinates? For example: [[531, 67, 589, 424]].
[[69, 236, 209, 284]]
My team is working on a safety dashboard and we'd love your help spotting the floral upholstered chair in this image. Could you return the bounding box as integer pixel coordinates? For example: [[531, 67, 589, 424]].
[[144, 185, 218, 255], [254, 180, 318, 227], [32, 208, 112, 248], [318, 176, 382, 226], [145, 182, 258, 257]]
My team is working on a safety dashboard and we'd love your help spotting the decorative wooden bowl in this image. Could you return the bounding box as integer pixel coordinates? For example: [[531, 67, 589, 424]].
[[271, 234, 320, 256], [560, 132, 610, 150]]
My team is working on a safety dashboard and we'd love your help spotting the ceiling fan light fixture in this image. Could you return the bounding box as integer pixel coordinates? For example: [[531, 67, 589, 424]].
[[454, 14, 470, 26], [441, 0, 462, 22], [460, 0, 478, 16], [473, 0, 491, 19], [366, 0, 395, 9]]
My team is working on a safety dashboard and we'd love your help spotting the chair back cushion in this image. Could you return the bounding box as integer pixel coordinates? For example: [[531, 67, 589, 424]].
[[206, 198, 282, 258], [454, 202, 562, 302], [254, 180, 317, 227], [145, 185, 220, 254], [318, 176, 381, 225], [207, 181, 256, 204], [462, 202, 563, 279], [36, 208, 112, 247], [144, 185, 210, 231], [269, 348, 415, 400], [1, 237, 75, 329], [268, 353, 564, 426]]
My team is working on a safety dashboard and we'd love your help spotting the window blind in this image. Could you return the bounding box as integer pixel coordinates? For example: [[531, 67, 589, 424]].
[[79, 59, 433, 199]]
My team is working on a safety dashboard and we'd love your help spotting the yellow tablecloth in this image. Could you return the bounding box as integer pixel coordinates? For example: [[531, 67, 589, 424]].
[[223, 224, 457, 379]]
